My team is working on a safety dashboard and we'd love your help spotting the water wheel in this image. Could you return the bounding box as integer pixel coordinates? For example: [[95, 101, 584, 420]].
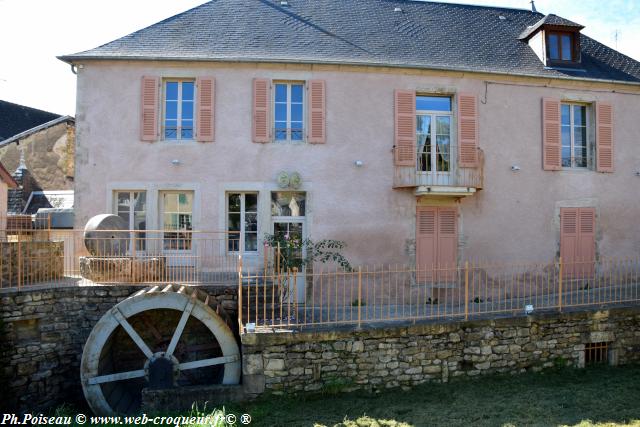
[[80, 285, 241, 415]]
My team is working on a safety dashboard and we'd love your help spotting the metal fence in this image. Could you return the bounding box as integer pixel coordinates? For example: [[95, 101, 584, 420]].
[[238, 257, 640, 330]]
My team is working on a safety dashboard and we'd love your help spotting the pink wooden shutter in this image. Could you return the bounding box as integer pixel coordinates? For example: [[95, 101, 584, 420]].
[[457, 93, 479, 168], [560, 208, 578, 278], [140, 76, 159, 142], [307, 80, 326, 144], [252, 78, 270, 143], [596, 102, 613, 172], [394, 90, 416, 167], [577, 208, 596, 277], [437, 208, 458, 281], [196, 77, 215, 142], [542, 98, 562, 170], [416, 206, 437, 282]]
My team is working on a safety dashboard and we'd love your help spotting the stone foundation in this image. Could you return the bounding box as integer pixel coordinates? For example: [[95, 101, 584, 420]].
[[241, 308, 640, 395], [79, 256, 166, 282]]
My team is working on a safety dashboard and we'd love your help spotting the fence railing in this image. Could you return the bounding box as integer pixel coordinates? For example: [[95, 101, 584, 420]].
[[238, 257, 640, 331], [0, 229, 276, 289]]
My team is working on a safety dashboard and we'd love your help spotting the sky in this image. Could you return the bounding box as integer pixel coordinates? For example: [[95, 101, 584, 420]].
[[0, 0, 639, 116]]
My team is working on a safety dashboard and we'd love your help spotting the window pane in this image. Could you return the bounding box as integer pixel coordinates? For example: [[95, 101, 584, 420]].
[[574, 145, 587, 167], [245, 213, 257, 232], [182, 82, 194, 101], [245, 194, 258, 211], [181, 127, 193, 140], [574, 105, 586, 126], [416, 96, 451, 112], [562, 146, 571, 167], [291, 122, 303, 140], [561, 35, 572, 60], [275, 104, 287, 121], [291, 84, 303, 102], [275, 84, 287, 102], [165, 120, 178, 139], [133, 192, 146, 213], [245, 233, 258, 252], [182, 101, 193, 120], [436, 116, 450, 135], [271, 192, 306, 216], [436, 135, 450, 172], [561, 126, 571, 146], [166, 82, 178, 100], [165, 101, 178, 119], [549, 34, 559, 59], [228, 213, 241, 231], [561, 104, 570, 125], [291, 103, 303, 122], [228, 194, 241, 212], [574, 127, 586, 149]]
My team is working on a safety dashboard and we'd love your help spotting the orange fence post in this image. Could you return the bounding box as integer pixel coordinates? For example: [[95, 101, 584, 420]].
[[464, 261, 469, 321], [237, 255, 243, 332], [357, 266, 362, 329], [558, 257, 563, 312]]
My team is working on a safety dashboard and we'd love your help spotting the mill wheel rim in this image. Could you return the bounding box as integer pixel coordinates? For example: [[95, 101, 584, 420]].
[[80, 286, 241, 415]]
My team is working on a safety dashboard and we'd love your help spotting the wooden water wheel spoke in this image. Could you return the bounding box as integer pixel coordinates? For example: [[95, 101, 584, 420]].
[[87, 369, 146, 385], [165, 294, 197, 358], [111, 307, 154, 358], [178, 354, 240, 371]]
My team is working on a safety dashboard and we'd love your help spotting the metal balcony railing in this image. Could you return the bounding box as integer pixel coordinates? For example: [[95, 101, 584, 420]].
[[393, 144, 484, 190]]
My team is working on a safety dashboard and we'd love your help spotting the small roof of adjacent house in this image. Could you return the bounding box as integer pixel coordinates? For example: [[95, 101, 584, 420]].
[[0, 115, 75, 148], [0, 100, 61, 142], [0, 162, 18, 188], [58, 0, 640, 84]]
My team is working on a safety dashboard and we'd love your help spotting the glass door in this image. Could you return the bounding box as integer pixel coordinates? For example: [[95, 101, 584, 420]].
[[416, 96, 452, 186], [160, 191, 194, 266], [114, 191, 146, 254]]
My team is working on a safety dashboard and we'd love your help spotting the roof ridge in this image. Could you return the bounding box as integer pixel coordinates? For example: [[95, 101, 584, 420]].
[[390, 0, 537, 13]]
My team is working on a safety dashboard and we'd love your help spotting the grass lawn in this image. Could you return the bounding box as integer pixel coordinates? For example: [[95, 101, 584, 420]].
[[224, 365, 640, 427]]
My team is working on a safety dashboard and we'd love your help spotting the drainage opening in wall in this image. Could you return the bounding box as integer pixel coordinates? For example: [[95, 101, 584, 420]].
[[584, 342, 609, 365]]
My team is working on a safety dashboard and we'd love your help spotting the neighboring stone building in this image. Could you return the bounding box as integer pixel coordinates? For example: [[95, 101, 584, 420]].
[[0, 115, 75, 193], [0, 100, 60, 142]]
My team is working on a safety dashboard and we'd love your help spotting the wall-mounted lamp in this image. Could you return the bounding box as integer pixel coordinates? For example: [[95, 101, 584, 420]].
[[511, 165, 521, 171], [171, 159, 181, 166], [635, 171, 640, 177], [354, 160, 364, 167]]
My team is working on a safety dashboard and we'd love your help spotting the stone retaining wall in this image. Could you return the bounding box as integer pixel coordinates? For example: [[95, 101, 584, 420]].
[[241, 308, 640, 396], [0, 284, 237, 412], [0, 241, 64, 287]]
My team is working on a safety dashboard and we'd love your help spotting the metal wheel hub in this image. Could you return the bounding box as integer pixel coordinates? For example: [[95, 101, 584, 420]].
[[144, 352, 180, 389]]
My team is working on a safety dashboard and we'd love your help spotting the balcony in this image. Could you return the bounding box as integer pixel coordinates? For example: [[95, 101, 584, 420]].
[[393, 145, 484, 197]]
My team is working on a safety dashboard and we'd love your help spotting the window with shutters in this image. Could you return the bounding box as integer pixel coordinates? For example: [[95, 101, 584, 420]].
[[274, 82, 304, 142], [561, 103, 590, 168], [163, 80, 195, 141]]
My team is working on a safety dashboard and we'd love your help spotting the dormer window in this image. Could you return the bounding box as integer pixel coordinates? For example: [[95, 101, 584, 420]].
[[547, 31, 574, 61], [519, 14, 584, 67]]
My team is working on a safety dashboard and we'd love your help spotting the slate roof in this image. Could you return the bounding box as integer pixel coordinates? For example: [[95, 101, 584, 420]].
[[0, 116, 75, 148], [58, 0, 640, 84], [0, 100, 61, 142]]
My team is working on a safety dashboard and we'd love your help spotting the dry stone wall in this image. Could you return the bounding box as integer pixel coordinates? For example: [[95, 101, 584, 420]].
[[241, 308, 640, 396]]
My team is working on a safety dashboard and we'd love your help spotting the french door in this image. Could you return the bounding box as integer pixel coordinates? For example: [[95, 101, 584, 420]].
[[160, 191, 194, 266], [416, 113, 452, 185]]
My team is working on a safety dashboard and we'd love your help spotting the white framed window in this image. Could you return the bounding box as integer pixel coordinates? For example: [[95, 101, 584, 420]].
[[114, 191, 147, 251], [561, 103, 589, 168], [271, 191, 306, 264], [227, 193, 258, 253], [274, 82, 304, 142], [416, 96, 452, 173], [163, 80, 195, 141]]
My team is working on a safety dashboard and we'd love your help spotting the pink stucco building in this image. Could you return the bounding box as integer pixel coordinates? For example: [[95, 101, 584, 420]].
[[59, 0, 640, 273]]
